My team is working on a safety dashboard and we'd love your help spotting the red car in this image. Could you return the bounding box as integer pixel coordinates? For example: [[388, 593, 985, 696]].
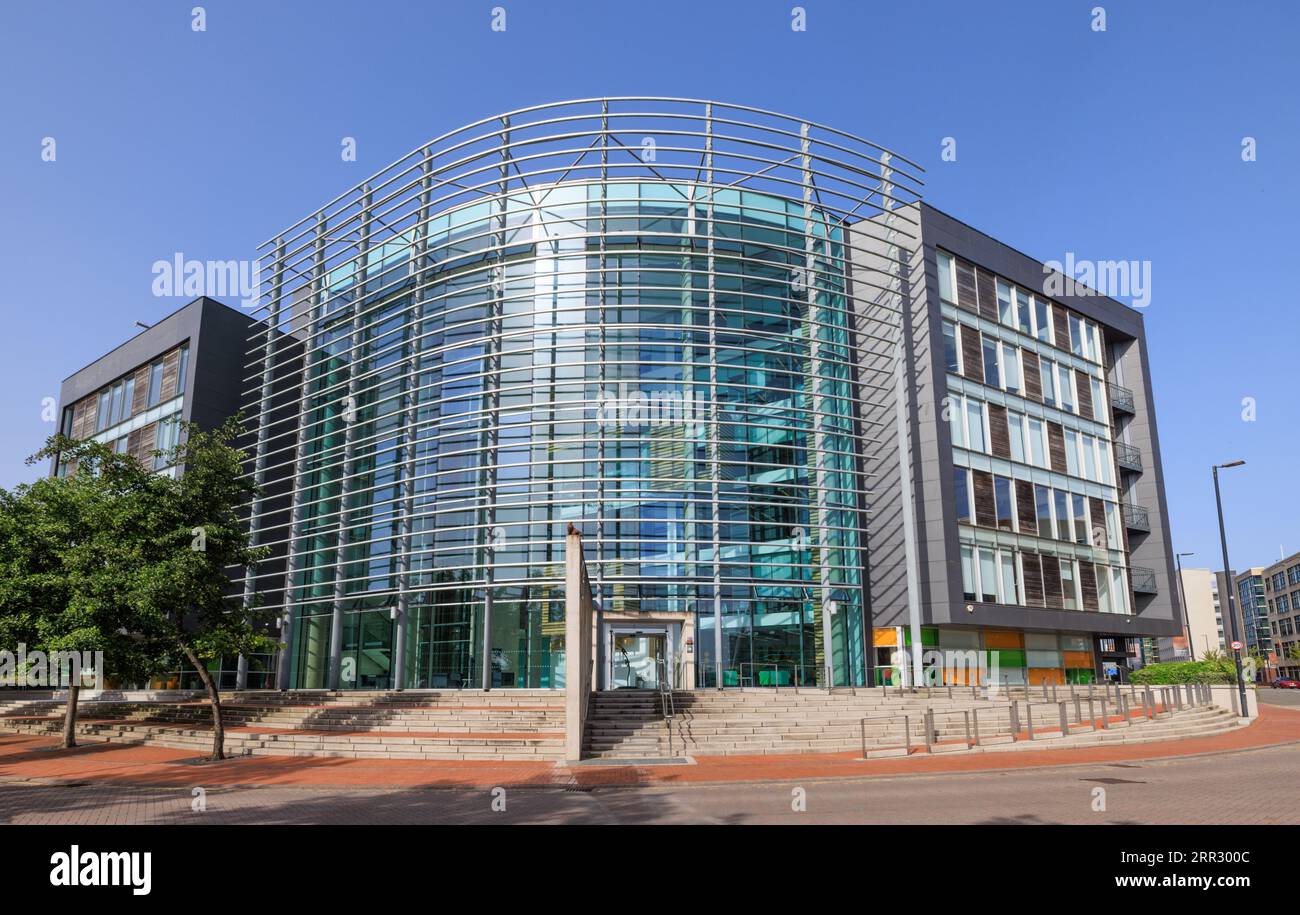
[[1271, 678, 1300, 689]]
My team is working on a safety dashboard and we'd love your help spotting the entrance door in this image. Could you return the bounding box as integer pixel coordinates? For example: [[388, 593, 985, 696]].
[[611, 632, 665, 689]]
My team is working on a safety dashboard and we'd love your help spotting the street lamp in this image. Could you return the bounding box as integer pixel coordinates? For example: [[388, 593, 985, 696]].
[[1175, 551, 1195, 660], [1213, 460, 1249, 715]]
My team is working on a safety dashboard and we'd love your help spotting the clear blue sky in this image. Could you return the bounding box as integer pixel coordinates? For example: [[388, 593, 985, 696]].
[[1, 0, 1296, 572]]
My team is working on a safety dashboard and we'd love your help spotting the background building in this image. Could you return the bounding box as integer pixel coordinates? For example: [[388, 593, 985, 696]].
[[1233, 567, 1273, 681], [861, 204, 1182, 685], [1259, 551, 1300, 680], [51, 295, 298, 688], [1174, 567, 1228, 659]]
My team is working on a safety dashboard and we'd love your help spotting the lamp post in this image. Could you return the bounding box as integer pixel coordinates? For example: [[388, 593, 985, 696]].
[[1175, 551, 1195, 660], [1213, 461, 1249, 715]]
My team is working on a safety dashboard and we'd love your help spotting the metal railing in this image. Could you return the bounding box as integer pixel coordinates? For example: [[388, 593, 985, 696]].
[[1130, 566, 1158, 593], [1114, 441, 1143, 472], [655, 656, 676, 757], [1122, 503, 1151, 532], [861, 681, 1215, 758], [1107, 381, 1136, 413]]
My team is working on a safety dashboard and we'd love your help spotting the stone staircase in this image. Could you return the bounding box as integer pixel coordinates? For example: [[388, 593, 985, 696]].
[[581, 687, 1244, 759], [0, 690, 566, 761]]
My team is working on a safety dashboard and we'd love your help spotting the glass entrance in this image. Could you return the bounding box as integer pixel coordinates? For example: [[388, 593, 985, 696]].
[[611, 633, 665, 689]]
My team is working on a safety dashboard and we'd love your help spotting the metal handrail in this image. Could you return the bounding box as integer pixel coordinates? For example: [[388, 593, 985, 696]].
[[859, 681, 1211, 758], [655, 655, 676, 757]]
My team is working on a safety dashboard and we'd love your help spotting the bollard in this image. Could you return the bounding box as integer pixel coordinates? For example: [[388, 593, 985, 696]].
[[861, 719, 867, 759], [1141, 690, 1148, 720], [924, 708, 935, 749], [903, 714, 911, 755], [1042, 680, 1049, 701], [963, 710, 972, 749], [1059, 700, 1069, 736], [1101, 696, 1109, 729], [1010, 701, 1020, 738], [1088, 696, 1097, 730], [1025, 702, 1035, 740], [1122, 694, 1132, 726], [1074, 694, 1083, 724], [1052, 683, 1058, 703], [972, 707, 981, 746]]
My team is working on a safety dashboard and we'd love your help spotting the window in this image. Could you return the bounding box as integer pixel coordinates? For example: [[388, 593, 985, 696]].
[[1061, 559, 1078, 610], [949, 394, 966, 448], [60, 406, 73, 437], [176, 345, 189, 396], [1002, 343, 1021, 394], [109, 382, 125, 427], [1008, 412, 1026, 463], [1057, 364, 1075, 413], [1027, 418, 1045, 467], [943, 321, 960, 373], [982, 337, 1000, 388], [1097, 564, 1113, 612], [965, 399, 986, 453], [96, 390, 112, 432], [1034, 297, 1051, 342], [936, 252, 956, 303], [1041, 357, 1056, 407], [147, 361, 165, 408], [1081, 434, 1098, 480], [1035, 484, 1053, 539], [1086, 323, 1101, 363], [978, 549, 998, 603], [1000, 552, 1019, 605], [1098, 441, 1113, 485], [1055, 490, 1071, 540], [1104, 500, 1120, 547], [1090, 377, 1106, 421], [954, 468, 971, 523], [997, 280, 1014, 326], [1016, 290, 1033, 334], [1064, 429, 1080, 476], [121, 377, 135, 423], [154, 416, 178, 470], [961, 545, 976, 601], [1073, 494, 1088, 544], [1069, 314, 1085, 358], [1112, 569, 1128, 614], [994, 476, 1014, 532]]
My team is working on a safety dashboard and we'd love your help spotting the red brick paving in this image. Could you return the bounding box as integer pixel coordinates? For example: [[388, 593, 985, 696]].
[[2, 704, 1297, 790]]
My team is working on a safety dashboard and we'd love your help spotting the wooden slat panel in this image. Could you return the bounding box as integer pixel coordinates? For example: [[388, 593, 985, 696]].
[[1046, 422, 1067, 473], [960, 325, 984, 384], [987, 404, 1010, 458], [161, 348, 181, 401], [975, 267, 998, 321], [1075, 368, 1093, 418], [1089, 499, 1108, 549], [972, 470, 996, 528], [1078, 559, 1100, 611], [1021, 347, 1042, 401], [1022, 553, 1045, 607], [1041, 556, 1064, 609], [131, 365, 150, 416], [1016, 480, 1038, 532], [1052, 303, 1070, 350], [955, 258, 978, 314]]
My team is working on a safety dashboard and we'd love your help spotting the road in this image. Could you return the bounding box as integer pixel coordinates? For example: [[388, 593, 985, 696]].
[[3, 741, 1296, 825]]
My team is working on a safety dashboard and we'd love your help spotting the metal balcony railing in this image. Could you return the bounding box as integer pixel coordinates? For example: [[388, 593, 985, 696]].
[[1130, 566, 1158, 594], [1114, 442, 1143, 473], [1108, 382, 1136, 414], [1122, 503, 1151, 532]]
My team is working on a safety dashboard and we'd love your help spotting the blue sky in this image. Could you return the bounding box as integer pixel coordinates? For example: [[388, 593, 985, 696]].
[[1, 0, 1296, 572]]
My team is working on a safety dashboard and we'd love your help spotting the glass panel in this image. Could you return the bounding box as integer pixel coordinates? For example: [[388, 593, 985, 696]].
[[1054, 489, 1071, 540], [1002, 343, 1020, 394], [978, 549, 998, 603], [611, 633, 664, 689], [1058, 364, 1075, 413], [1028, 418, 1045, 467], [961, 545, 976, 601], [1064, 429, 1080, 476], [1034, 298, 1051, 342], [1000, 552, 1018, 604], [982, 337, 1000, 388], [1016, 290, 1033, 334], [994, 476, 1014, 531], [950, 394, 966, 448], [1036, 484, 1052, 538], [997, 280, 1014, 325], [1061, 560, 1078, 611], [943, 321, 959, 373], [1041, 358, 1056, 406], [936, 252, 955, 303], [966, 399, 985, 452], [954, 467, 971, 523], [1008, 412, 1026, 463]]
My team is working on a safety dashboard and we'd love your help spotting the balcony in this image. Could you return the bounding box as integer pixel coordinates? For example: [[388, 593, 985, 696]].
[[1108, 382, 1136, 414], [1122, 503, 1151, 532], [1114, 442, 1143, 473], [1130, 566, 1158, 594]]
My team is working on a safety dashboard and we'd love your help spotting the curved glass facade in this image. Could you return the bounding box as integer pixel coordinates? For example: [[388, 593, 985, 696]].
[[242, 99, 923, 690]]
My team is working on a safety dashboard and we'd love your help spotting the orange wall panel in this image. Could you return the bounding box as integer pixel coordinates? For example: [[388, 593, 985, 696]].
[[983, 629, 1024, 650]]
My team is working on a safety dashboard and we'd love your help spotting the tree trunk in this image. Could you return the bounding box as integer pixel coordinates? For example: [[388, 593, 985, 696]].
[[183, 648, 225, 760], [61, 683, 80, 749]]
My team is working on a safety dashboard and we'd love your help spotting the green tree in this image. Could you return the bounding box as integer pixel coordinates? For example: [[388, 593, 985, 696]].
[[121, 417, 275, 760], [0, 443, 160, 747]]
